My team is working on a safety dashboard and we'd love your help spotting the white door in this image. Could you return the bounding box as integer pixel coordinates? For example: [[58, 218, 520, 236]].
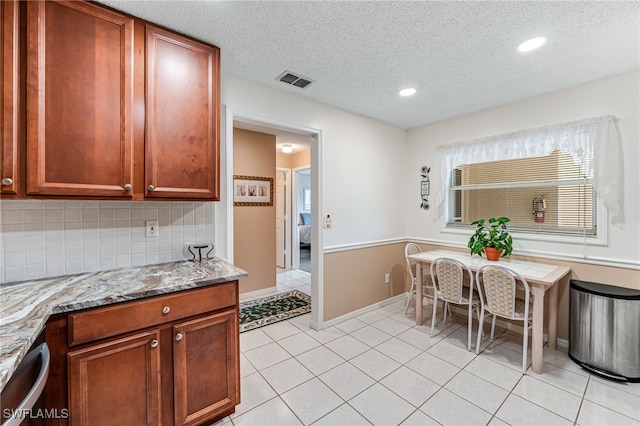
[[276, 170, 287, 268]]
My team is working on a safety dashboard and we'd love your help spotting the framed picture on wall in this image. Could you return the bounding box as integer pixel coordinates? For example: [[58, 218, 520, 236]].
[[233, 175, 273, 206]]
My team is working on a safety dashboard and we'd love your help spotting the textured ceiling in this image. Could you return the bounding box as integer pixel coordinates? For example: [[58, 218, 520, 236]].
[[99, 1, 639, 129]]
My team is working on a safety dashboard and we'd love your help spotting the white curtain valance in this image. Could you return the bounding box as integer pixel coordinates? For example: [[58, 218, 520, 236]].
[[436, 115, 624, 227]]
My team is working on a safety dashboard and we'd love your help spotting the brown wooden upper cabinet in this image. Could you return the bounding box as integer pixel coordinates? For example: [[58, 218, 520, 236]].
[[26, 0, 136, 198], [145, 26, 220, 200], [15, 0, 220, 201], [1, 0, 21, 196]]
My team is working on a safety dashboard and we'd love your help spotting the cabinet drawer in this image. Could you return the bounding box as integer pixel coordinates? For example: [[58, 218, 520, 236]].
[[68, 282, 237, 346]]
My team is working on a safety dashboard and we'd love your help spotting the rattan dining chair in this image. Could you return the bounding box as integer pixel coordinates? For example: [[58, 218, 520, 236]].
[[475, 264, 533, 373], [404, 243, 450, 316], [430, 257, 481, 351], [405, 243, 431, 314]]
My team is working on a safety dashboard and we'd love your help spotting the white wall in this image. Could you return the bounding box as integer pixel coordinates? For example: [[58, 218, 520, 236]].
[[406, 71, 640, 268], [219, 73, 408, 253]]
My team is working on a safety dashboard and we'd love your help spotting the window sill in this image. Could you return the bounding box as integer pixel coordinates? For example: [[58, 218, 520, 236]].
[[441, 225, 608, 247]]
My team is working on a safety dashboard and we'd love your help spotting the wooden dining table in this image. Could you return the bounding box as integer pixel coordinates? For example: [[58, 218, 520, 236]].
[[408, 249, 571, 374]]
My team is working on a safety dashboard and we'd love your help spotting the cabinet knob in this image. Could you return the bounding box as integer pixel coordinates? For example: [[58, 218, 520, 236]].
[[150, 339, 159, 348], [1, 178, 13, 186], [175, 333, 183, 341], [124, 183, 132, 191], [148, 185, 155, 191], [162, 306, 170, 315]]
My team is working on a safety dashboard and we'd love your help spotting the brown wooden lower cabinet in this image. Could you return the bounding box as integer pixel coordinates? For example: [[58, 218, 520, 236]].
[[68, 330, 162, 426], [45, 282, 240, 426], [173, 311, 238, 426]]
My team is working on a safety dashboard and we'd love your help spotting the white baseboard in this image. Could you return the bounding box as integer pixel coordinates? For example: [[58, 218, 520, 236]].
[[556, 338, 569, 351], [319, 294, 408, 329], [253, 288, 571, 352], [239, 286, 278, 303]]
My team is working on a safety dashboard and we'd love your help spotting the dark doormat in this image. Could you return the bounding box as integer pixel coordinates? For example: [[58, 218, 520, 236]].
[[239, 290, 311, 333]]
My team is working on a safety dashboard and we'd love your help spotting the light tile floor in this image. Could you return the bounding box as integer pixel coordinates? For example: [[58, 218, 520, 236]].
[[221, 271, 639, 426]]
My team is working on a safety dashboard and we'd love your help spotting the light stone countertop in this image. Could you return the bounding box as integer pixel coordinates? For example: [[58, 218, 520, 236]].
[[0, 258, 248, 393]]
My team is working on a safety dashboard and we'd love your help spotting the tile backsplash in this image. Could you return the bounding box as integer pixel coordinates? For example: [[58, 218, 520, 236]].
[[0, 200, 216, 284]]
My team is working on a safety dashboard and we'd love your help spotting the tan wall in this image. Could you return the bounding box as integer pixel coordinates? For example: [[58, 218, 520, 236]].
[[518, 254, 639, 342], [275, 152, 293, 169], [323, 243, 408, 320], [322, 240, 638, 339], [291, 150, 310, 168], [233, 128, 276, 293], [276, 150, 310, 169]]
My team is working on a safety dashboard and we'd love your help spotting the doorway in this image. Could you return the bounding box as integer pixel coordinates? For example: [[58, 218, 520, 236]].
[[223, 108, 324, 330], [294, 167, 311, 274], [275, 168, 290, 270], [276, 165, 311, 274]]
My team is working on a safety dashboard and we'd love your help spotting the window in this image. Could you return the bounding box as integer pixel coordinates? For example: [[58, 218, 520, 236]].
[[303, 187, 311, 211], [449, 149, 596, 235], [438, 115, 623, 236]]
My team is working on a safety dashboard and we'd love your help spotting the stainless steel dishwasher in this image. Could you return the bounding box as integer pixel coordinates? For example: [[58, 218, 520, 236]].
[[569, 279, 640, 382], [0, 334, 50, 426]]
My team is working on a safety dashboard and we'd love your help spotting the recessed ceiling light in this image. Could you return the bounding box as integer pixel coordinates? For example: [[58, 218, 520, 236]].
[[399, 88, 416, 97], [282, 144, 293, 154], [518, 36, 547, 52]]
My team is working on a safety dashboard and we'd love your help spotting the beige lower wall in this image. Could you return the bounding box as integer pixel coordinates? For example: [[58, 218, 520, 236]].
[[518, 253, 639, 342], [323, 243, 408, 320], [408, 243, 640, 341], [322, 241, 639, 341]]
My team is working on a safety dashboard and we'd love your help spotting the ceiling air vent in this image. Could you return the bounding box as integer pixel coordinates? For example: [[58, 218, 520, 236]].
[[277, 71, 314, 89]]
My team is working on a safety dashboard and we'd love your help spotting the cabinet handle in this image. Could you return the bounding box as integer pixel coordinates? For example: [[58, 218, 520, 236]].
[[150, 340, 159, 348], [2, 178, 13, 186], [175, 333, 183, 341], [124, 183, 132, 191], [147, 185, 155, 191], [162, 306, 170, 314]]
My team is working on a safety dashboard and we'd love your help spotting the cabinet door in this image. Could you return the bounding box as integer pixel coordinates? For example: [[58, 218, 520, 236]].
[[145, 26, 220, 200], [68, 329, 162, 426], [173, 310, 239, 426], [1, 0, 20, 196], [26, 1, 135, 197]]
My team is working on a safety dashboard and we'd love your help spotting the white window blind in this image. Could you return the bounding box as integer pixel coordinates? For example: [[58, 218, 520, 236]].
[[436, 115, 624, 235], [449, 149, 596, 234]]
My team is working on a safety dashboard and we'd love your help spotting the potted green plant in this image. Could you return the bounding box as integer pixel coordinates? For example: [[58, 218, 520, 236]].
[[467, 216, 513, 261]]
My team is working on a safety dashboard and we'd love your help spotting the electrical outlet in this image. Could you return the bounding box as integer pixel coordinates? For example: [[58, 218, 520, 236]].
[[384, 273, 390, 283], [323, 214, 332, 229], [146, 220, 159, 237]]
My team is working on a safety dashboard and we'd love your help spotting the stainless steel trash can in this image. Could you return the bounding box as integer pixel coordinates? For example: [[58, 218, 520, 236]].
[[569, 279, 640, 382]]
